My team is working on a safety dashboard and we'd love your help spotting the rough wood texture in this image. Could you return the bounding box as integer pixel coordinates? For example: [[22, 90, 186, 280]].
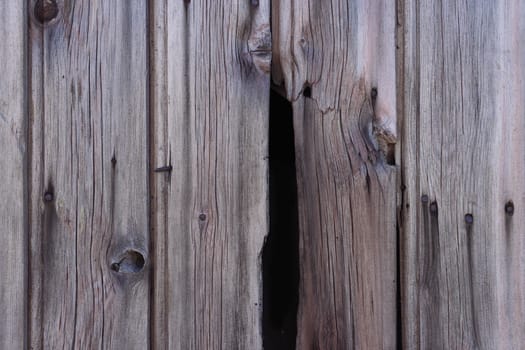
[[273, 1, 398, 348], [150, 0, 270, 348], [0, 2, 27, 349], [28, 1, 149, 348], [401, 1, 525, 348]]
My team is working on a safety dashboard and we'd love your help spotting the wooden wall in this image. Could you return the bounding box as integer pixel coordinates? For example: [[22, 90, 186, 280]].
[[1, 0, 523, 349]]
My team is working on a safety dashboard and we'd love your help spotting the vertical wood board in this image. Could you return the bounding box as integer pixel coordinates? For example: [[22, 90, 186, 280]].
[[28, 1, 149, 348], [0, 2, 27, 349], [273, 1, 398, 348], [150, 0, 270, 348], [401, 1, 525, 348]]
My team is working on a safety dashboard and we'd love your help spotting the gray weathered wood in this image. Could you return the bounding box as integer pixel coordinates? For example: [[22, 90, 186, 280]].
[[401, 1, 525, 348], [28, 1, 149, 348], [0, 2, 27, 349], [273, 1, 398, 348], [150, 0, 270, 348]]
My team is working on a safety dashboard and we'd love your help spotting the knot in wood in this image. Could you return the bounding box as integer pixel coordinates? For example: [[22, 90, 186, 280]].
[[248, 24, 271, 74], [111, 250, 145, 273], [34, 0, 59, 24]]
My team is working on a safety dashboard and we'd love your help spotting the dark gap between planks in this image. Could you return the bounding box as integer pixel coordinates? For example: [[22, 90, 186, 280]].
[[262, 89, 300, 350]]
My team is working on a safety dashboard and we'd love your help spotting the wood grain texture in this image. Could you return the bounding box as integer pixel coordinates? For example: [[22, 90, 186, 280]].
[[273, 1, 398, 348], [0, 2, 28, 349], [150, 0, 270, 348], [28, 1, 149, 348], [401, 1, 525, 348]]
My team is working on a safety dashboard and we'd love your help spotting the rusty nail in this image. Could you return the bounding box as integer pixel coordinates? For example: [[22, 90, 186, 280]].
[[154, 165, 172, 173]]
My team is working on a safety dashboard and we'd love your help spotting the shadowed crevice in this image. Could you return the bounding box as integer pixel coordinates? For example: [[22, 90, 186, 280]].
[[262, 89, 299, 349]]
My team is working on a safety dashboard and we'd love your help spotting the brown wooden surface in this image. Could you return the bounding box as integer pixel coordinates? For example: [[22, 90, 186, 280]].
[[0, 2, 28, 349], [400, 1, 525, 348], [28, 1, 149, 348], [150, 0, 270, 348], [272, 1, 398, 348]]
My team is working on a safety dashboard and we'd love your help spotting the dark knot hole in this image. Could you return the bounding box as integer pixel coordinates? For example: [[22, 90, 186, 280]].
[[34, 0, 59, 24], [111, 250, 145, 273]]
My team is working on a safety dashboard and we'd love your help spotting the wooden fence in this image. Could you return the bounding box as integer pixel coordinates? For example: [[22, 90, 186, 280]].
[[1, 0, 523, 349]]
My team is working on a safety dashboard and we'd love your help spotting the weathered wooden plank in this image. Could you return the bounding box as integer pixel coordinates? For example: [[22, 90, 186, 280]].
[[28, 1, 149, 348], [0, 2, 27, 349], [273, 1, 398, 348], [401, 1, 525, 348], [150, 0, 270, 348]]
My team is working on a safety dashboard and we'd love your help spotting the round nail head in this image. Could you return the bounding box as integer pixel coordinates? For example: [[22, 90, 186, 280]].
[[43, 192, 54, 202]]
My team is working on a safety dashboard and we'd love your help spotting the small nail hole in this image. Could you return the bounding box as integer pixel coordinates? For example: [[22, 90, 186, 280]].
[[199, 213, 207, 221], [505, 201, 514, 216], [371, 87, 378, 100], [465, 213, 474, 225], [43, 191, 54, 202], [429, 201, 438, 213]]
